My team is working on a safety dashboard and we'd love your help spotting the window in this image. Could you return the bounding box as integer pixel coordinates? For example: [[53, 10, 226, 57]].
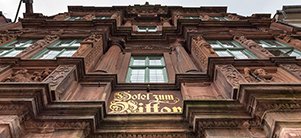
[[183, 16, 200, 19], [127, 56, 167, 83], [0, 40, 34, 57], [256, 40, 301, 58], [209, 40, 256, 59], [94, 16, 111, 20], [65, 16, 82, 21], [212, 16, 229, 21], [32, 40, 81, 59], [137, 26, 157, 32]]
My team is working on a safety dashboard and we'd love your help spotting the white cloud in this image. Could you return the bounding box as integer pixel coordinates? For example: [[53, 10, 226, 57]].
[[0, 0, 300, 20]]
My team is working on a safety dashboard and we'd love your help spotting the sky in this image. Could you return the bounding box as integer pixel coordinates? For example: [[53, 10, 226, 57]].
[[0, 0, 300, 21]]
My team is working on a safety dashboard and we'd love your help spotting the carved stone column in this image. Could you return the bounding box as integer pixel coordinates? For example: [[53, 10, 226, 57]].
[[73, 33, 103, 72], [20, 34, 59, 58], [95, 40, 122, 73], [191, 35, 217, 72], [276, 34, 301, 52], [171, 39, 198, 73], [234, 35, 274, 59]]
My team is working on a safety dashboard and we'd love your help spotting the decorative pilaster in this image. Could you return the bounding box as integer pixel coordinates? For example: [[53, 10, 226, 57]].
[[83, 14, 95, 21], [171, 39, 199, 73], [20, 34, 59, 58], [95, 40, 122, 73], [191, 35, 217, 72], [43, 65, 76, 100], [234, 35, 274, 59], [73, 33, 103, 72], [226, 14, 240, 21]]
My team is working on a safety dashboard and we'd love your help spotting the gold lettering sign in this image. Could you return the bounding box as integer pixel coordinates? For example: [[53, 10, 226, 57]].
[[109, 91, 182, 114]]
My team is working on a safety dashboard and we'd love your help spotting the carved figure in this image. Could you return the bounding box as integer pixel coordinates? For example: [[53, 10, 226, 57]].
[[3, 68, 52, 82], [243, 68, 273, 82]]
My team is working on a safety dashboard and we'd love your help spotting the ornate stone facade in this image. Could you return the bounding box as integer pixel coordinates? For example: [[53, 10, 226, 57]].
[[0, 2, 301, 138]]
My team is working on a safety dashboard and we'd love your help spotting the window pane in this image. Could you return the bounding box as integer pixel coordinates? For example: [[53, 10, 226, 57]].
[[40, 50, 61, 59], [290, 50, 301, 58], [56, 40, 73, 47], [149, 59, 162, 66], [263, 40, 285, 47], [149, 69, 165, 83], [70, 41, 81, 47], [230, 50, 249, 59], [132, 59, 145, 66], [130, 69, 145, 83], [2, 50, 22, 57], [215, 50, 232, 57], [6, 40, 33, 48], [94, 16, 111, 19], [210, 42, 222, 48], [220, 41, 237, 48], [58, 50, 77, 57], [0, 50, 10, 56]]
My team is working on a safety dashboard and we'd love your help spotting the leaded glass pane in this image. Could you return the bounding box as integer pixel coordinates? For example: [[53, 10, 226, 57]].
[[130, 69, 145, 83], [2, 50, 22, 57], [58, 50, 77, 57], [40, 50, 61, 59], [230, 50, 249, 59], [215, 50, 232, 57], [133, 59, 146, 66], [149, 69, 164, 83]]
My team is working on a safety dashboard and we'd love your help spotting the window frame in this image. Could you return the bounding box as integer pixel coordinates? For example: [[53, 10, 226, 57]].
[[0, 40, 34, 57], [137, 26, 158, 33], [209, 40, 257, 59], [126, 56, 168, 83], [32, 40, 81, 59], [256, 40, 301, 58]]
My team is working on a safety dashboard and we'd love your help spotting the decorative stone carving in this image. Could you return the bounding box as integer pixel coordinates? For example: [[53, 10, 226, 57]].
[[20, 34, 59, 58], [234, 35, 274, 58], [44, 65, 75, 94], [191, 35, 217, 71], [216, 65, 246, 87], [76, 33, 103, 71], [3, 68, 52, 82], [280, 64, 301, 79], [200, 15, 211, 21], [192, 36, 215, 54], [53, 13, 69, 21], [243, 67, 274, 82], [161, 17, 172, 27], [171, 39, 199, 73], [0, 33, 17, 45], [226, 14, 240, 21], [126, 2, 167, 17], [83, 14, 95, 21], [25, 120, 90, 134], [276, 34, 301, 50]]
